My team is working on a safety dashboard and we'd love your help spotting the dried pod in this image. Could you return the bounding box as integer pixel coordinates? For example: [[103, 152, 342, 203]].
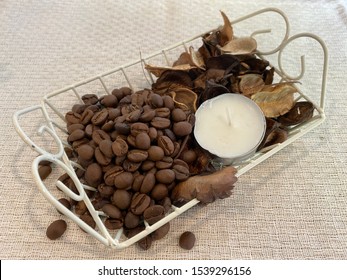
[[152, 70, 193, 93], [263, 127, 288, 148], [220, 37, 257, 55], [173, 47, 205, 70], [205, 54, 240, 71], [251, 83, 297, 118], [277, 101, 314, 126], [199, 80, 230, 105], [145, 63, 195, 77], [204, 11, 233, 47], [239, 74, 264, 97], [170, 88, 198, 112], [257, 118, 280, 151]]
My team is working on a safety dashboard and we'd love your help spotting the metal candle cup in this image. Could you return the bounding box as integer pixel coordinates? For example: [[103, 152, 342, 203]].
[[194, 93, 266, 165]]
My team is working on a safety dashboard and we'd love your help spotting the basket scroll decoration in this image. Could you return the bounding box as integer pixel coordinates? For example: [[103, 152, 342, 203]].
[[13, 7, 328, 249]]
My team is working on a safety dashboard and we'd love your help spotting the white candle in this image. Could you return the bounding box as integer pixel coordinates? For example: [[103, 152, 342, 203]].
[[194, 93, 266, 164]]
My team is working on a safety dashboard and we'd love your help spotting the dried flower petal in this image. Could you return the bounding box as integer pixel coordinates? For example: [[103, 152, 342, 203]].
[[239, 74, 264, 97], [152, 70, 193, 93], [145, 63, 196, 77], [277, 101, 314, 126], [220, 37, 257, 55], [170, 88, 198, 112], [251, 83, 297, 118], [218, 11, 234, 46]]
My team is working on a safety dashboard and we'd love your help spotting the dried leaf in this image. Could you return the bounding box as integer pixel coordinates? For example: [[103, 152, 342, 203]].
[[199, 80, 230, 105], [239, 74, 265, 97], [277, 101, 314, 126], [193, 69, 225, 90], [170, 88, 198, 112], [218, 11, 234, 46], [251, 83, 297, 118], [206, 54, 240, 70], [263, 127, 288, 147], [145, 63, 196, 77], [220, 37, 257, 55], [152, 70, 193, 93]]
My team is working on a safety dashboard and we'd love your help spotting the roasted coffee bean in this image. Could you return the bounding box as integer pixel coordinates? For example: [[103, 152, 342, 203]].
[[64, 147, 74, 158], [126, 134, 136, 147], [141, 160, 155, 171], [98, 184, 114, 198], [155, 107, 170, 118], [148, 127, 158, 141], [111, 88, 124, 100], [130, 193, 151, 215], [151, 222, 170, 241], [112, 189, 132, 210], [147, 146, 164, 161], [120, 86, 132, 96], [137, 235, 152, 250], [124, 211, 140, 229], [171, 142, 181, 158], [158, 135, 175, 156], [91, 109, 108, 126], [150, 93, 163, 108], [101, 120, 114, 132], [155, 156, 173, 169], [75, 200, 87, 215], [104, 166, 123, 186], [46, 220, 67, 240], [151, 117, 171, 129], [114, 122, 130, 135], [179, 231, 196, 250], [80, 109, 94, 125], [100, 94, 118, 107], [180, 149, 197, 163], [139, 109, 155, 122], [164, 128, 176, 142], [135, 132, 151, 150], [108, 108, 121, 120], [130, 122, 149, 136], [80, 214, 96, 230], [131, 93, 144, 107], [143, 205, 165, 225], [151, 184, 168, 200], [86, 104, 100, 113], [85, 163, 102, 187], [173, 161, 190, 181], [84, 124, 94, 138], [77, 144, 94, 161], [58, 198, 72, 212], [126, 109, 141, 122], [77, 157, 94, 168], [111, 138, 128, 157], [173, 121, 192, 136], [114, 172, 133, 189], [92, 129, 111, 145], [159, 197, 172, 213], [95, 147, 112, 166], [127, 149, 148, 162], [82, 94, 99, 105], [122, 159, 141, 172], [65, 111, 81, 124], [171, 108, 187, 122], [72, 104, 88, 114], [156, 169, 175, 184], [91, 196, 110, 210], [67, 123, 85, 134], [99, 139, 113, 158], [119, 94, 132, 105], [104, 218, 123, 230], [72, 138, 90, 151], [140, 173, 156, 194], [163, 95, 174, 110], [68, 129, 85, 142], [102, 204, 122, 219], [132, 174, 144, 192], [38, 164, 52, 180]]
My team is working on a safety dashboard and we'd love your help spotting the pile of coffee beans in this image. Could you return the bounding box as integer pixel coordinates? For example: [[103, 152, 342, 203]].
[[59, 86, 198, 249]]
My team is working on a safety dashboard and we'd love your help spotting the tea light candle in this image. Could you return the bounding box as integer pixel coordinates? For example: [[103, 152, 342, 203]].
[[194, 93, 266, 165]]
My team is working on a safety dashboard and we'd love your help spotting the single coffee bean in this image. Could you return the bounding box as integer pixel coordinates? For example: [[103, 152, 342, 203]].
[[126, 109, 142, 122], [104, 165, 123, 186], [111, 88, 124, 100], [135, 132, 151, 150], [171, 108, 187, 122], [67, 123, 85, 134], [143, 205, 165, 225], [155, 156, 173, 169], [130, 122, 149, 136], [139, 109, 156, 122], [122, 159, 141, 172], [130, 193, 151, 215], [112, 189, 132, 210], [82, 94, 99, 105], [119, 95, 132, 105], [92, 129, 111, 145], [140, 173, 156, 194], [64, 146, 74, 158], [124, 211, 140, 229], [131, 93, 144, 107], [95, 147, 112, 166], [99, 139, 114, 158], [111, 137, 128, 157], [147, 146, 165, 161], [151, 117, 171, 129], [173, 164, 190, 181], [72, 104, 88, 114], [102, 204, 122, 219], [155, 107, 170, 118], [132, 174, 144, 192], [158, 135, 175, 156], [75, 200, 87, 215], [150, 93, 164, 108], [120, 86, 132, 96], [180, 149, 197, 163], [98, 184, 114, 198], [151, 184, 168, 201], [151, 222, 170, 241], [114, 172, 133, 189], [148, 127, 158, 141], [127, 149, 148, 162], [155, 169, 175, 184], [46, 220, 67, 240], [163, 95, 175, 110], [100, 94, 118, 107], [68, 129, 85, 142], [85, 163, 102, 187], [91, 109, 109, 126], [114, 122, 130, 135], [137, 235, 152, 250], [77, 144, 94, 161], [158, 197, 172, 213], [101, 120, 114, 132], [104, 218, 123, 230], [65, 111, 81, 124], [80, 109, 94, 125], [86, 104, 100, 113], [141, 160, 155, 171], [80, 214, 96, 230], [173, 121, 192, 137], [108, 108, 121, 120], [38, 164, 52, 180], [57, 198, 71, 214], [164, 128, 176, 142], [179, 231, 196, 250]]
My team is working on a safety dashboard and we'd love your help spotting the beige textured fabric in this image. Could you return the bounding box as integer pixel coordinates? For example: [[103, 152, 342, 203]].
[[1, 0, 347, 259]]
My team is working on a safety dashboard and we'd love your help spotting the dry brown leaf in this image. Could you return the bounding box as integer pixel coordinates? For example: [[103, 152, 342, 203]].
[[145, 63, 196, 77], [239, 74, 264, 97], [220, 37, 257, 55], [251, 83, 297, 118]]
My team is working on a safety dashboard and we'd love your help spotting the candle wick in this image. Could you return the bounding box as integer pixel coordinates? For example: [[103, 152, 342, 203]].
[[226, 107, 232, 126]]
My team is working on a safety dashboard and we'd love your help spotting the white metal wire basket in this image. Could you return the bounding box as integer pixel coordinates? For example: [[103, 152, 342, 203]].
[[12, 7, 328, 249]]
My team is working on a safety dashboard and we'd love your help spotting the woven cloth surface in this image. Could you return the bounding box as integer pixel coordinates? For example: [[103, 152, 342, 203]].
[[1, 0, 347, 259]]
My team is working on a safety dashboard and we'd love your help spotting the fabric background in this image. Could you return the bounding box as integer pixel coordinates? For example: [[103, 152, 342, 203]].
[[1, 0, 346, 259]]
